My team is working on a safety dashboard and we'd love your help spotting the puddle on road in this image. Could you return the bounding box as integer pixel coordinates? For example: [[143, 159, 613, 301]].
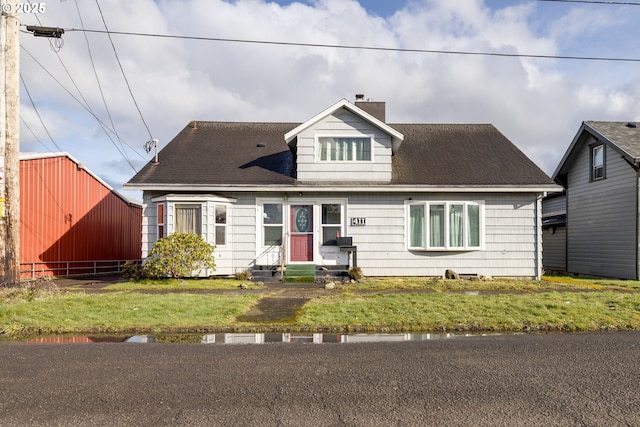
[[18, 332, 505, 345]]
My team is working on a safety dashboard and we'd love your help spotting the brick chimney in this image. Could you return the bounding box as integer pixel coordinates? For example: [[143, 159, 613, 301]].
[[355, 94, 385, 122]]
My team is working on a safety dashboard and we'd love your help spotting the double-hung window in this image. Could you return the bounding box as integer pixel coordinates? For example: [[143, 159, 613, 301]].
[[215, 206, 226, 245], [591, 144, 605, 181], [317, 137, 371, 161], [157, 203, 165, 239], [408, 202, 483, 250], [321, 204, 342, 245], [262, 203, 283, 246]]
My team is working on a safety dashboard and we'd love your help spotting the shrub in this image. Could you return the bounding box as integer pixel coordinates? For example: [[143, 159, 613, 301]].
[[144, 233, 216, 278], [234, 269, 252, 280], [122, 260, 145, 281], [348, 266, 364, 281]]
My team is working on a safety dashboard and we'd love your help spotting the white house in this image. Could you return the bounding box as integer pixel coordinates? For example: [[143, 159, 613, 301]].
[[124, 97, 559, 279]]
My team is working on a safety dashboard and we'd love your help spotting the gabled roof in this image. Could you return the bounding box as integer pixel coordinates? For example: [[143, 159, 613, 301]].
[[284, 99, 405, 153], [553, 121, 640, 180], [125, 121, 556, 191], [20, 152, 142, 206]]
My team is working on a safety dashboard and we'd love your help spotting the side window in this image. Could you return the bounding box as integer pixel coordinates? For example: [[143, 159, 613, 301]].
[[591, 144, 605, 181], [263, 203, 283, 246], [157, 203, 165, 239], [215, 205, 226, 245]]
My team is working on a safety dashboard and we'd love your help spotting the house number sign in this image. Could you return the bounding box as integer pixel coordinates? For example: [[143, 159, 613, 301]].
[[350, 217, 366, 226]]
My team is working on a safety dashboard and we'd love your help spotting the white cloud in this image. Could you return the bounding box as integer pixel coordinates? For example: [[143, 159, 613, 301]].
[[16, 0, 640, 192]]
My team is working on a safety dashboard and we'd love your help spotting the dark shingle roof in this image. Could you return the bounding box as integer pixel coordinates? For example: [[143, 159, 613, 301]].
[[128, 122, 297, 186], [585, 121, 640, 160], [391, 124, 553, 186], [127, 121, 555, 187]]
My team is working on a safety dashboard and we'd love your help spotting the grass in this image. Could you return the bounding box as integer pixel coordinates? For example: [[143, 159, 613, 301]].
[[0, 292, 260, 337], [99, 278, 259, 292], [2, 276, 640, 338], [298, 291, 640, 332]]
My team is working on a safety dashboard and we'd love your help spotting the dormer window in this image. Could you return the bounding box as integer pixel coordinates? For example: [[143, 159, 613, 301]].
[[317, 137, 371, 161]]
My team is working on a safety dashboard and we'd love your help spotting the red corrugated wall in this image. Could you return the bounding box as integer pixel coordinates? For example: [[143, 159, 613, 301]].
[[20, 155, 142, 277]]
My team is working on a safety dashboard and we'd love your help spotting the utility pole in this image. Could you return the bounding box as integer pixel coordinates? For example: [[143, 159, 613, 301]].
[[0, 1, 20, 284]]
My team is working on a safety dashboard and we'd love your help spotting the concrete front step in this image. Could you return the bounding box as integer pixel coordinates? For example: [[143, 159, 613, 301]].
[[250, 265, 349, 283]]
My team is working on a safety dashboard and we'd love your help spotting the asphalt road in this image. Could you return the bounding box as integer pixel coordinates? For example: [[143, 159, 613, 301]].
[[0, 332, 638, 426]]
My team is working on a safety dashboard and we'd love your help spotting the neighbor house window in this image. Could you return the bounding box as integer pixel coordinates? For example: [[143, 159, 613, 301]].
[[591, 144, 605, 180], [321, 204, 342, 245], [215, 205, 226, 245], [408, 202, 483, 250], [263, 203, 283, 246], [175, 204, 202, 235], [317, 137, 371, 161], [157, 203, 165, 239]]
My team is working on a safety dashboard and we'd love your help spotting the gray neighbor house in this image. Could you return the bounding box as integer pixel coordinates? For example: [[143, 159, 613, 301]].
[[549, 121, 640, 279], [125, 97, 558, 280]]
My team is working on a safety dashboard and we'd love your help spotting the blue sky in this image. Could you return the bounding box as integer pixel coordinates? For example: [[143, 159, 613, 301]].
[[17, 0, 640, 201]]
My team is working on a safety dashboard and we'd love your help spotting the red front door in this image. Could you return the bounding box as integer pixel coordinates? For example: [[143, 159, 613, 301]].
[[290, 205, 313, 262]]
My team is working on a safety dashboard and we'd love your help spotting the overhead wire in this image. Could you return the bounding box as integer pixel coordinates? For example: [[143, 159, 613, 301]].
[[20, 116, 55, 152], [65, 28, 640, 63], [22, 0, 143, 171], [74, 0, 136, 171], [19, 73, 64, 152], [94, 0, 154, 141], [20, 45, 147, 163], [535, 0, 640, 5]]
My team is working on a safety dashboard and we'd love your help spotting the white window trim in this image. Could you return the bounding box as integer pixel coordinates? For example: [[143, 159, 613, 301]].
[[314, 134, 375, 163], [150, 194, 232, 246], [591, 144, 605, 181], [406, 200, 485, 251], [258, 199, 285, 248]]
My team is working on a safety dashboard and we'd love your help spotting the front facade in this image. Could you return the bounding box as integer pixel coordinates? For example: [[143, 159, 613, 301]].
[[553, 121, 640, 279], [126, 98, 558, 279]]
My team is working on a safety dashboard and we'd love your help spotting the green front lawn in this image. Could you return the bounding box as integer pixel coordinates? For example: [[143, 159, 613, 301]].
[[2, 276, 640, 338]]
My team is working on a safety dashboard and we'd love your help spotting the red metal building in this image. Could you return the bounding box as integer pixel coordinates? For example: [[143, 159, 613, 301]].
[[19, 153, 142, 278]]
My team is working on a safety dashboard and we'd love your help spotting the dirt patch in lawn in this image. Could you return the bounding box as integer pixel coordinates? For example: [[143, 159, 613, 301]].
[[236, 297, 310, 324]]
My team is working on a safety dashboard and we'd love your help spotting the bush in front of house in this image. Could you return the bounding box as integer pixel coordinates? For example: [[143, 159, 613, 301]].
[[144, 233, 216, 279]]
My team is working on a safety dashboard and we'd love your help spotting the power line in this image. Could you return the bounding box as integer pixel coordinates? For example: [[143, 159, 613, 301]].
[[20, 116, 54, 152], [19, 74, 64, 152], [20, 46, 148, 163], [536, 0, 640, 5], [94, 0, 154, 141], [74, 0, 135, 171], [23, 0, 142, 171], [63, 28, 640, 63]]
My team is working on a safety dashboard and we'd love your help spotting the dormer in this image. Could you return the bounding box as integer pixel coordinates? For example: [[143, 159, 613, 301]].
[[284, 98, 404, 183]]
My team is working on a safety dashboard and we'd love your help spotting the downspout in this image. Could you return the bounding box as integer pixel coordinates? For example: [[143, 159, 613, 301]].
[[535, 193, 543, 280], [637, 167, 640, 280]]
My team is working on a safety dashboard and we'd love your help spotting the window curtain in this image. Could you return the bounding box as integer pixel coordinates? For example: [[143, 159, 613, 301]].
[[175, 206, 201, 234], [449, 205, 464, 247], [409, 205, 425, 248], [318, 138, 371, 161], [429, 205, 445, 247]]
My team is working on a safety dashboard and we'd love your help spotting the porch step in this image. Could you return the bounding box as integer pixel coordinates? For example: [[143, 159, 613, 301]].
[[250, 264, 350, 283], [284, 264, 316, 283]]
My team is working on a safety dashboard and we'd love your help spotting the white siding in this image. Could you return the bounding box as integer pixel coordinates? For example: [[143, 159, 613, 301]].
[[140, 190, 543, 278], [342, 192, 541, 277], [296, 109, 393, 182], [566, 138, 638, 279]]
